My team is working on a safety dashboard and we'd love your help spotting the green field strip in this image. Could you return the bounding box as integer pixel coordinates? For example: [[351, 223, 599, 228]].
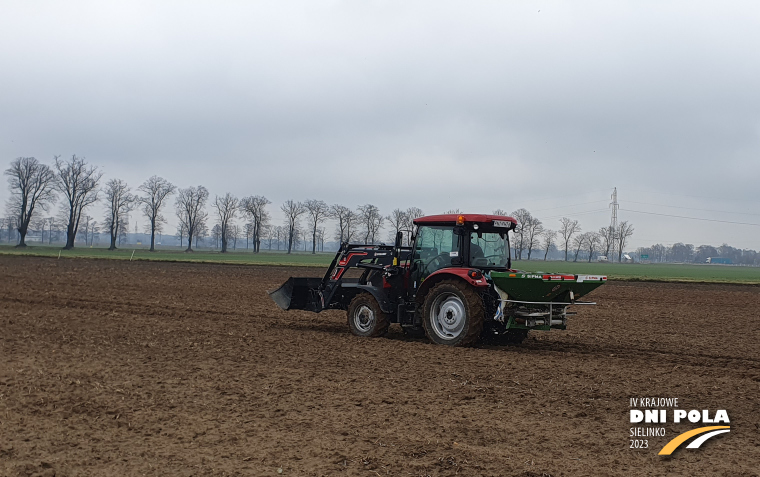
[[1, 245, 758, 284]]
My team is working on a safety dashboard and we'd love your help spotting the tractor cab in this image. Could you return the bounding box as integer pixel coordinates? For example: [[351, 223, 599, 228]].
[[410, 214, 515, 283]]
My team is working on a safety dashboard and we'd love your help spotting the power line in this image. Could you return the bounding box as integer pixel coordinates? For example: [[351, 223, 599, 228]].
[[531, 200, 609, 213], [620, 208, 760, 227], [515, 188, 613, 207], [625, 200, 760, 217], [625, 187, 760, 205], [541, 209, 609, 220]]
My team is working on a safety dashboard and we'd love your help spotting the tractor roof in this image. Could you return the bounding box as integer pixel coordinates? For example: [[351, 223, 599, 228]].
[[413, 214, 517, 226]]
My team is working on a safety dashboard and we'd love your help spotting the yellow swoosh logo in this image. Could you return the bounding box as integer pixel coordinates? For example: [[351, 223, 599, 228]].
[[658, 426, 730, 455]]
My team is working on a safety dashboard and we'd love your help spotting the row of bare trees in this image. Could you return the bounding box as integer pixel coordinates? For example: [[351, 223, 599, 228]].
[[505, 208, 635, 262], [5, 156, 634, 258]]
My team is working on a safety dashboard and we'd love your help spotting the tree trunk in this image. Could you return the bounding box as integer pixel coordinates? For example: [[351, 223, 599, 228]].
[[149, 219, 156, 251], [65, 228, 76, 249], [221, 234, 228, 253], [16, 223, 28, 247], [186, 230, 194, 252], [312, 229, 317, 254]]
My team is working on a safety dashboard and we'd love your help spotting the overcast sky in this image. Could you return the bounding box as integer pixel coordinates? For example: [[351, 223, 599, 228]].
[[1, 1, 759, 249]]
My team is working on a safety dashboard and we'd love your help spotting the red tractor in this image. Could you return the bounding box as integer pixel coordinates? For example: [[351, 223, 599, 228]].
[[269, 214, 605, 346]]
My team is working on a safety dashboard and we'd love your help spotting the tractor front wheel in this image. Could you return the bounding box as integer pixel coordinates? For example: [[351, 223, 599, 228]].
[[347, 293, 390, 338], [422, 280, 484, 346]]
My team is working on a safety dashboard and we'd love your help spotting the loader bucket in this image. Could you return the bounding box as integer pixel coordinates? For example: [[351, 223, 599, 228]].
[[268, 277, 324, 312]]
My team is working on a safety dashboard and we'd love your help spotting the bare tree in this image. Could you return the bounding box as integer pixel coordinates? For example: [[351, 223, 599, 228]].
[[358, 204, 383, 244], [211, 224, 222, 249], [5, 215, 16, 243], [510, 208, 532, 260], [585, 232, 601, 262], [541, 229, 556, 260], [344, 209, 359, 243], [386, 208, 408, 243], [524, 216, 544, 260], [598, 226, 614, 259], [195, 221, 209, 249], [316, 227, 326, 252], [559, 217, 581, 261], [281, 200, 305, 254], [403, 207, 425, 245], [54, 155, 103, 249], [244, 222, 254, 249], [331, 205, 363, 244], [117, 215, 129, 246], [213, 193, 239, 253], [137, 176, 175, 252], [175, 185, 209, 252], [240, 195, 270, 253], [103, 179, 136, 250], [274, 225, 285, 250], [175, 222, 187, 248], [304, 199, 329, 254], [572, 233, 586, 262], [29, 216, 46, 244], [45, 216, 63, 244], [330, 204, 352, 243], [616, 221, 635, 262], [4, 157, 57, 247], [230, 224, 240, 250], [80, 215, 93, 245]]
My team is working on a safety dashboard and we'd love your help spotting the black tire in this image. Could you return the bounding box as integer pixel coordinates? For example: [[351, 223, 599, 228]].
[[347, 293, 390, 338], [422, 280, 484, 346]]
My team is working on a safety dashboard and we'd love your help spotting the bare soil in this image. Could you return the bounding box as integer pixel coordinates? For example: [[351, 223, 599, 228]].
[[1, 256, 758, 476]]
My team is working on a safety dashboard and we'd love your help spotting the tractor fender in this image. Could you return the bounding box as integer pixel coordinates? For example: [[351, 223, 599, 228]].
[[416, 268, 489, 303], [339, 283, 395, 314]]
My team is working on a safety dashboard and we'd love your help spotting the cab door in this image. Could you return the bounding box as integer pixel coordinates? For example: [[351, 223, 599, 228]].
[[409, 225, 463, 289]]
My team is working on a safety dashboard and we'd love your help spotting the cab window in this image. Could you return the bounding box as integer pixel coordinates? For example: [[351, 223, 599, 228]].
[[414, 226, 461, 276]]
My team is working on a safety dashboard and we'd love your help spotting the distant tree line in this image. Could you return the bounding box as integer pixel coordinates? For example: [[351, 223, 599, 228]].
[[636, 243, 760, 266], [1, 155, 427, 254], [6, 155, 752, 263]]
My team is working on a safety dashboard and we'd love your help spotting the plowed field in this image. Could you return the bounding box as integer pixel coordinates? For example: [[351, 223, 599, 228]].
[[1, 256, 758, 476]]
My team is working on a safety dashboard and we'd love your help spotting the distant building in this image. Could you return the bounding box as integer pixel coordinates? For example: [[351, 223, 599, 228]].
[[706, 257, 732, 264]]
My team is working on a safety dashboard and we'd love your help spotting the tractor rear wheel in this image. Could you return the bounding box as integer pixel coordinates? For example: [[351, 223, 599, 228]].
[[422, 280, 484, 346], [347, 293, 390, 338]]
